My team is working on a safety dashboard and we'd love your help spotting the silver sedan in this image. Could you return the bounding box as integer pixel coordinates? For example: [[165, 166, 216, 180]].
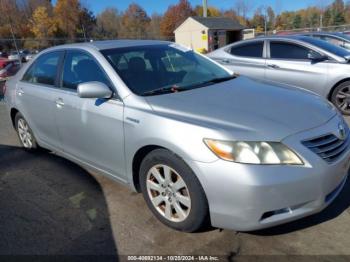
[[4, 40, 350, 232], [207, 36, 350, 115]]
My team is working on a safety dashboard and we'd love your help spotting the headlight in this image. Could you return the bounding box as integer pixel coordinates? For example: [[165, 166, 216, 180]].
[[204, 139, 303, 165]]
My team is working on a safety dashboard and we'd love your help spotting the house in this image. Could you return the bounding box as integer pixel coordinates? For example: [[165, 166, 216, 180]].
[[174, 16, 245, 53]]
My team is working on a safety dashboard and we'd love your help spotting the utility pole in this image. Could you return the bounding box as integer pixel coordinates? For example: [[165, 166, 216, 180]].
[[264, 6, 268, 36], [203, 0, 208, 17]]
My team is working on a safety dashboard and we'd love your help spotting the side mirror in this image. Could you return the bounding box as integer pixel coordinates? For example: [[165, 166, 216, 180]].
[[307, 51, 327, 62], [77, 81, 113, 99]]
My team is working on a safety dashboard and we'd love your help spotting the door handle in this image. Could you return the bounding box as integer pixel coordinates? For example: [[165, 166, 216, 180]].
[[221, 59, 230, 64], [267, 64, 279, 69], [55, 98, 65, 107]]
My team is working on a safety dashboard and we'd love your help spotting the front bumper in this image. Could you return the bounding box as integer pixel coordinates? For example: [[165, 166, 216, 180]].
[[189, 115, 350, 231]]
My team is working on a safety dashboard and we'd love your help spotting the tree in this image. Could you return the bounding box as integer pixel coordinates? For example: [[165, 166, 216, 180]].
[[95, 8, 122, 39], [54, 0, 80, 39], [266, 6, 275, 30], [234, 0, 253, 25], [292, 14, 302, 28], [222, 8, 239, 20], [194, 5, 221, 17], [0, 0, 31, 38], [331, 0, 345, 25], [345, 2, 350, 24], [121, 3, 150, 39], [79, 7, 96, 40], [160, 0, 195, 39], [29, 6, 56, 47], [148, 13, 163, 39], [25, 0, 53, 16], [250, 7, 265, 30], [30, 6, 57, 38]]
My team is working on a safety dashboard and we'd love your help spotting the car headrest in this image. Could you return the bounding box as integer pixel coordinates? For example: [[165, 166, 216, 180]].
[[128, 57, 146, 72]]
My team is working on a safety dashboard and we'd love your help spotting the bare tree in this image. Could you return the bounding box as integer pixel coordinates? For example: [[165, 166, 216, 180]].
[[234, 0, 253, 20], [274, 0, 282, 15], [316, 0, 328, 28]]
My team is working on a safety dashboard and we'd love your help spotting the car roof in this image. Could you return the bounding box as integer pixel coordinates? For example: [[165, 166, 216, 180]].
[[49, 40, 172, 51], [251, 35, 314, 41]]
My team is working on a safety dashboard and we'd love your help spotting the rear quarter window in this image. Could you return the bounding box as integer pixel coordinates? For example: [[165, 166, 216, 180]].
[[229, 42, 264, 58]]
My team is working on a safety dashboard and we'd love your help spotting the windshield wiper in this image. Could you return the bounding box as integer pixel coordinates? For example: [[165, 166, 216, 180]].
[[142, 85, 185, 96], [142, 75, 236, 96], [205, 75, 237, 83]]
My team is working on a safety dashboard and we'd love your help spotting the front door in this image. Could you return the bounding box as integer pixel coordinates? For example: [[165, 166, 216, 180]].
[[265, 40, 329, 94], [54, 50, 126, 179]]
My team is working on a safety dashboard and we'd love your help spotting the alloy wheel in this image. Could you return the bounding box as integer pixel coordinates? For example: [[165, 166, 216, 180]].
[[146, 164, 191, 222], [17, 118, 33, 149], [335, 85, 350, 114]]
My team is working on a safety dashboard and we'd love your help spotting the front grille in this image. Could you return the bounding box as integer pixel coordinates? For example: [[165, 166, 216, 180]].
[[302, 132, 350, 163]]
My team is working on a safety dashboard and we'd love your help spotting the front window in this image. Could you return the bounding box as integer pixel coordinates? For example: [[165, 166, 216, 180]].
[[270, 42, 313, 60], [101, 44, 232, 96], [62, 50, 111, 90]]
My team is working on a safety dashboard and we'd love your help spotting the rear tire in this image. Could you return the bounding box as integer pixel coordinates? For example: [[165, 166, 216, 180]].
[[139, 149, 209, 232], [15, 113, 38, 151], [331, 81, 350, 115]]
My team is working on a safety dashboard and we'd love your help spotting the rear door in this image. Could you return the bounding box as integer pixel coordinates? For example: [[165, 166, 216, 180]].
[[265, 40, 329, 94], [16, 51, 63, 149], [54, 49, 126, 179], [217, 40, 266, 80]]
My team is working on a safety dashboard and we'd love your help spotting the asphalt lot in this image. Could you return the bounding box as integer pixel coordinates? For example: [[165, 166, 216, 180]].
[[1, 99, 350, 260]]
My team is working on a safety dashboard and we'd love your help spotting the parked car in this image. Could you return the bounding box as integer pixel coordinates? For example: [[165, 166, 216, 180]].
[[4, 40, 350, 232], [207, 36, 350, 114], [0, 59, 20, 81], [8, 51, 22, 61], [0, 51, 8, 58], [301, 32, 350, 50], [23, 51, 36, 62]]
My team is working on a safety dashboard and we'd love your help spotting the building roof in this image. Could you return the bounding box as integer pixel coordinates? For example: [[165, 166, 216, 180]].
[[191, 17, 244, 30]]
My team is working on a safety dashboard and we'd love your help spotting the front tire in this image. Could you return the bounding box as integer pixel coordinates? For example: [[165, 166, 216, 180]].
[[140, 149, 209, 232], [15, 113, 38, 151], [331, 81, 350, 115]]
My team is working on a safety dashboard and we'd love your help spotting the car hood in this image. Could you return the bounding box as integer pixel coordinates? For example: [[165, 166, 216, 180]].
[[145, 77, 337, 141]]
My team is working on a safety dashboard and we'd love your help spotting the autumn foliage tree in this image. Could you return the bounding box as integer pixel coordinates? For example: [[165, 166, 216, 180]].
[[160, 0, 195, 39], [30, 6, 57, 39], [54, 0, 80, 39], [194, 5, 221, 17], [121, 3, 150, 39], [95, 8, 122, 39]]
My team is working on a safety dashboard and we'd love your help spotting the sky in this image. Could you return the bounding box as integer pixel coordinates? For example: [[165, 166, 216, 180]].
[[53, 0, 333, 16]]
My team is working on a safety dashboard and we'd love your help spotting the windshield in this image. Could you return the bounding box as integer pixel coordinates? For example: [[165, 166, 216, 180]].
[[300, 36, 350, 58], [101, 44, 231, 96]]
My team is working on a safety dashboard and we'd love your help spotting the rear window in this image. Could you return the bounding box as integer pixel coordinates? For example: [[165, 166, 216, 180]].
[[22, 51, 61, 86], [230, 42, 264, 58]]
